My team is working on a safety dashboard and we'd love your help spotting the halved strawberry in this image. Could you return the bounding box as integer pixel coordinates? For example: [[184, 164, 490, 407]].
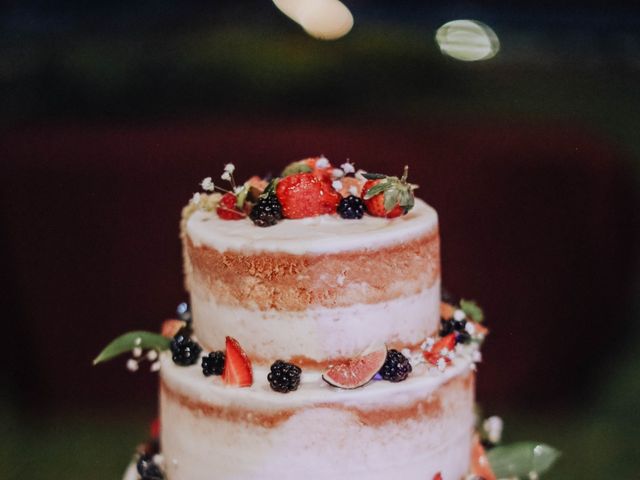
[[361, 166, 416, 218], [424, 333, 456, 365], [276, 172, 341, 219], [216, 192, 247, 220], [471, 434, 497, 480], [222, 336, 253, 387], [161, 319, 186, 338]]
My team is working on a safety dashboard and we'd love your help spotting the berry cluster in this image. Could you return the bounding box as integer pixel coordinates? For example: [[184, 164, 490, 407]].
[[267, 360, 302, 393], [201, 351, 225, 376], [192, 158, 417, 226], [136, 453, 164, 480], [170, 328, 202, 367], [378, 349, 412, 382]]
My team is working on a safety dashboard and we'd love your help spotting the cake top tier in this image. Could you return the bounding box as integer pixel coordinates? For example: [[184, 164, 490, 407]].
[[186, 198, 437, 254]]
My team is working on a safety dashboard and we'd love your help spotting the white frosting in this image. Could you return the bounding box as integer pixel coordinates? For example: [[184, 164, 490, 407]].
[[186, 198, 437, 254], [159, 353, 474, 480], [191, 283, 440, 363]]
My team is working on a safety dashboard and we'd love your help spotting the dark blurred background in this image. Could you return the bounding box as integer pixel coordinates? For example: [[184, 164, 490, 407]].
[[1, 1, 639, 479]]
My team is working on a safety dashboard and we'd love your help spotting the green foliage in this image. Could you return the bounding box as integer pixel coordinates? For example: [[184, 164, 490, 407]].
[[93, 331, 170, 365], [488, 442, 561, 478]]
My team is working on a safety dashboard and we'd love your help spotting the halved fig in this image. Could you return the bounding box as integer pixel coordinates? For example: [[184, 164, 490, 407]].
[[322, 345, 387, 389]]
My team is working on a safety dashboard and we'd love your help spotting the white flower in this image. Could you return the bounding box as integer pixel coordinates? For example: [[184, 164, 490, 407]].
[[332, 168, 345, 178], [401, 348, 411, 358], [348, 185, 359, 196], [453, 309, 466, 321], [191, 192, 201, 205], [315, 156, 330, 168], [224, 163, 235, 174], [134, 337, 142, 346], [126, 359, 139, 372], [355, 169, 368, 181], [132, 347, 142, 358], [437, 357, 446, 372], [332, 180, 343, 191], [200, 177, 215, 191], [440, 347, 450, 356], [465, 322, 476, 335], [221, 171, 231, 181], [146, 350, 158, 361], [150, 361, 161, 372], [447, 351, 456, 361], [472, 350, 482, 363], [421, 337, 435, 351], [341, 161, 355, 174], [483, 416, 504, 444]]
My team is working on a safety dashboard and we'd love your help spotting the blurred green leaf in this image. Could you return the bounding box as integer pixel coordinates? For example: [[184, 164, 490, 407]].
[[488, 442, 561, 478], [93, 331, 169, 365]]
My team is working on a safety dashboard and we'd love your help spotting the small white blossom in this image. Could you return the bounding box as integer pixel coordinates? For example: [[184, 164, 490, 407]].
[[483, 415, 504, 444], [465, 322, 476, 335], [150, 361, 161, 372], [355, 169, 368, 181], [221, 171, 231, 181], [437, 357, 446, 372], [146, 350, 158, 361], [332, 180, 343, 191], [315, 156, 330, 168], [233, 185, 245, 194], [153, 454, 165, 468], [401, 348, 411, 358], [528, 472, 539, 480], [126, 359, 139, 372], [200, 177, 214, 191], [224, 163, 235, 174], [132, 347, 142, 358], [447, 350, 456, 361], [348, 185, 359, 196], [191, 192, 201, 205], [453, 309, 466, 321], [134, 337, 142, 346], [421, 337, 435, 351], [440, 347, 450, 356], [332, 168, 345, 178], [341, 161, 355, 174]]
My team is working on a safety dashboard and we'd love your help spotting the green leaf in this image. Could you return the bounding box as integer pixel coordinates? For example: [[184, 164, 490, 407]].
[[363, 181, 392, 200], [398, 189, 415, 211], [235, 184, 250, 209], [488, 442, 561, 478], [281, 161, 312, 177], [361, 172, 387, 180], [460, 299, 485, 322], [384, 189, 400, 212], [260, 178, 279, 198], [93, 331, 170, 365]]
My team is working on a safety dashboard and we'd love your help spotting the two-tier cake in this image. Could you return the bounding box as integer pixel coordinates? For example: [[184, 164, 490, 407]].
[[98, 157, 496, 480]]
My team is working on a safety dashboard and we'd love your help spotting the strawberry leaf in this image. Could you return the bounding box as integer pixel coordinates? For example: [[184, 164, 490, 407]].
[[363, 181, 392, 200], [281, 161, 312, 177], [93, 331, 170, 365], [362, 173, 387, 180], [488, 442, 561, 478], [460, 299, 485, 322], [383, 189, 400, 212], [235, 184, 250, 209]]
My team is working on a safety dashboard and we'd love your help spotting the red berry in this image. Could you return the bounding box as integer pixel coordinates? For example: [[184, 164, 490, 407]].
[[222, 336, 253, 387], [471, 435, 497, 480], [432, 473, 443, 480], [276, 173, 341, 219], [161, 319, 186, 338], [361, 179, 404, 218], [216, 192, 246, 220], [150, 417, 160, 438], [424, 333, 456, 365]]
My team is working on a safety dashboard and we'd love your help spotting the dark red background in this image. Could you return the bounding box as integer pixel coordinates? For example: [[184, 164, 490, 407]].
[[2, 116, 637, 414]]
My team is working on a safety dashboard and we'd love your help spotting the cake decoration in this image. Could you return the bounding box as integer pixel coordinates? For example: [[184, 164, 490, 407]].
[[276, 172, 342, 218], [201, 350, 225, 376], [378, 349, 413, 382], [321, 344, 388, 389], [361, 166, 416, 217], [169, 328, 202, 366], [267, 360, 303, 393], [221, 336, 253, 387], [337, 194, 366, 219]]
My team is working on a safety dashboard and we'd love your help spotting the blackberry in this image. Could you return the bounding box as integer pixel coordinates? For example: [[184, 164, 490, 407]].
[[379, 349, 412, 382], [202, 351, 225, 376], [453, 318, 467, 331], [439, 318, 454, 337], [267, 360, 302, 393], [136, 453, 164, 480], [170, 329, 202, 366], [250, 193, 282, 227], [337, 195, 365, 219], [456, 330, 472, 345]]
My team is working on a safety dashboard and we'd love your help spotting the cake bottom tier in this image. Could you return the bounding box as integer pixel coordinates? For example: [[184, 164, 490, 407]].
[[159, 354, 475, 480]]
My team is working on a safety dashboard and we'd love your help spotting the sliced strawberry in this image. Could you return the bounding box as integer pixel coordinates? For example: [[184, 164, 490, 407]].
[[424, 333, 456, 365], [161, 319, 186, 338], [222, 336, 253, 387], [276, 172, 341, 219], [471, 435, 497, 480], [150, 417, 160, 439], [216, 192, 246, 220]]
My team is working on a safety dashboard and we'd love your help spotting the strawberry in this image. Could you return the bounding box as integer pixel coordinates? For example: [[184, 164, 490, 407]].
[[440, 302, 456, 320], [161, 319, 186, 338], [471, 434, 497, 480], [150, 417, 160, 439], [276, 173, 341, 219], [282, 156, 333, 181], [432, 473, 443, 480], [424, 333, 456, 365], [216, 192, 247, 220], [222, 336, 253, 387], [361, 166, 416, 218]]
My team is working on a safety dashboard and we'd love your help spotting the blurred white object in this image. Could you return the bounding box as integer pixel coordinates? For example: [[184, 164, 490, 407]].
[[273, 0, 353, 40], [436, 20, 500, 61]]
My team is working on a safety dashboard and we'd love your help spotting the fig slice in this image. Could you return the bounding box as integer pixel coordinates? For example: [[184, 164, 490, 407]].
[[322, 345, 388, 389]]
